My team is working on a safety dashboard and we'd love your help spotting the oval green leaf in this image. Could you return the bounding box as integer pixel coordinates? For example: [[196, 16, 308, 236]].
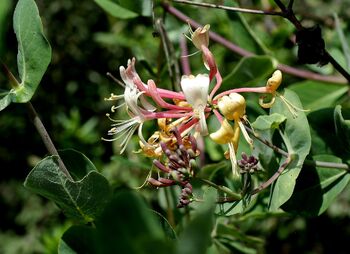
[[12, 0, 51, 102], [334, 105, 350, 156], [24, 150, 111, 223], [268, 89, 311, 211], [282, 155, 350, 216]]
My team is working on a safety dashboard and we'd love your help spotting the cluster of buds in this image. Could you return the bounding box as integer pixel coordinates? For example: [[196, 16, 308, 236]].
[[104, 23, 300, 198], [147, 128, 199, 207], [238, 153, 259, 174]]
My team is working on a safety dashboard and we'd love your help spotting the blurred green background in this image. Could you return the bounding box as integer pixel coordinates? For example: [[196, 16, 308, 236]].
[[1, 0, 350, 253]]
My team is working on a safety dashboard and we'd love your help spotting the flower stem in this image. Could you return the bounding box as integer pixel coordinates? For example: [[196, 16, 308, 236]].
[[155, 18, 181, 91], [172, 0, 284, 16], [199, 178, 242, 200], [251, 154, 292, 195], [245, 126, 289, 157], [26, 102, 73, 181], [2, 62, 73, 181], [179, 36, 191, 75]]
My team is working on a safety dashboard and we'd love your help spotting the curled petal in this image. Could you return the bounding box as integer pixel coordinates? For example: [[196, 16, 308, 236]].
[[217, 93, 246, 121], [210, 119, 237, 145], [259, 95, 276, 109]]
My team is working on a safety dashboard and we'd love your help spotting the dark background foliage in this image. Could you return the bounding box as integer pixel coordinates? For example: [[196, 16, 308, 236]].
[[1, 0, 350, 253]]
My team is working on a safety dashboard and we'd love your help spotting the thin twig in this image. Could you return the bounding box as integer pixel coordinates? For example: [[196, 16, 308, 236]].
[[326, 52, 350, 82], [26, 102, 73, 181], [172, 0, 284, 16], [162, 3, 347, 84], [245, 126, 289, 157], [155, 18, 181, 91], [273, 0, 350, 82], [179, 36, 191, 75], [251, 154, 292, 195], [1, 62, 73, 181]]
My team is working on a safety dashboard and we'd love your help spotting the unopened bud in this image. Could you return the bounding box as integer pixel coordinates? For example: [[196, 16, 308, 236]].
[[191, 24, 210, 50], [266, 70, 282, 93]]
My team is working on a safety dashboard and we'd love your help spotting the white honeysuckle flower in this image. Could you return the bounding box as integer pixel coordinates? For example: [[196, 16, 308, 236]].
[[104, 88, 147, 154], [181, 74, 209, 135], [120, 60, 156, 112], [104, 63, 156, 153]]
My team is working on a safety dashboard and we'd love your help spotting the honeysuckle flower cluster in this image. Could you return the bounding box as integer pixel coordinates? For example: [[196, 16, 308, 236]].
[[104, 24, 293, 206]]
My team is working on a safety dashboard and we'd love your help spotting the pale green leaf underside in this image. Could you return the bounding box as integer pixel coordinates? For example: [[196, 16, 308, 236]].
[[0, 0, 51, 111], [14, 0, 51, 102]]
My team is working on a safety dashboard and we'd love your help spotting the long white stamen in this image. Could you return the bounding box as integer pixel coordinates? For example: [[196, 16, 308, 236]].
[[111, 103, 126, 112], [228, 142, 239, 178], [238, 120, 253, 149], [120, 125, 139, 154]]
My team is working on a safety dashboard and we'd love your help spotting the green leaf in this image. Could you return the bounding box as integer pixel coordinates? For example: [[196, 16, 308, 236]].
[[198, 161, 230, 181], [269, 89, 311, 211], [334, 105, 350, 155], [308, 108, 343, 156], [0, 92, 12, 111], [24, 149, 111, 223], [58, 225, 97, 254], [12, 0, 51, 102], [251, 114, 283, 174], [288, 81, 348, 111], [0, 0, 51, 111], [58, 190, 173, 254], [111, 155, 150, 170], [0, 0, 11, 57], [94, 0, 139, 19], [95, 190, 171, 254], [214, 218, 264, 254], [224, 1, 269, 54], [334, 13, 350, 70], [176, 188, 215, 254], [283, 155, 350, 216], [222, 55, 277, 90], [252, 113, 286, 130], [116, 0, 152, 16]]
